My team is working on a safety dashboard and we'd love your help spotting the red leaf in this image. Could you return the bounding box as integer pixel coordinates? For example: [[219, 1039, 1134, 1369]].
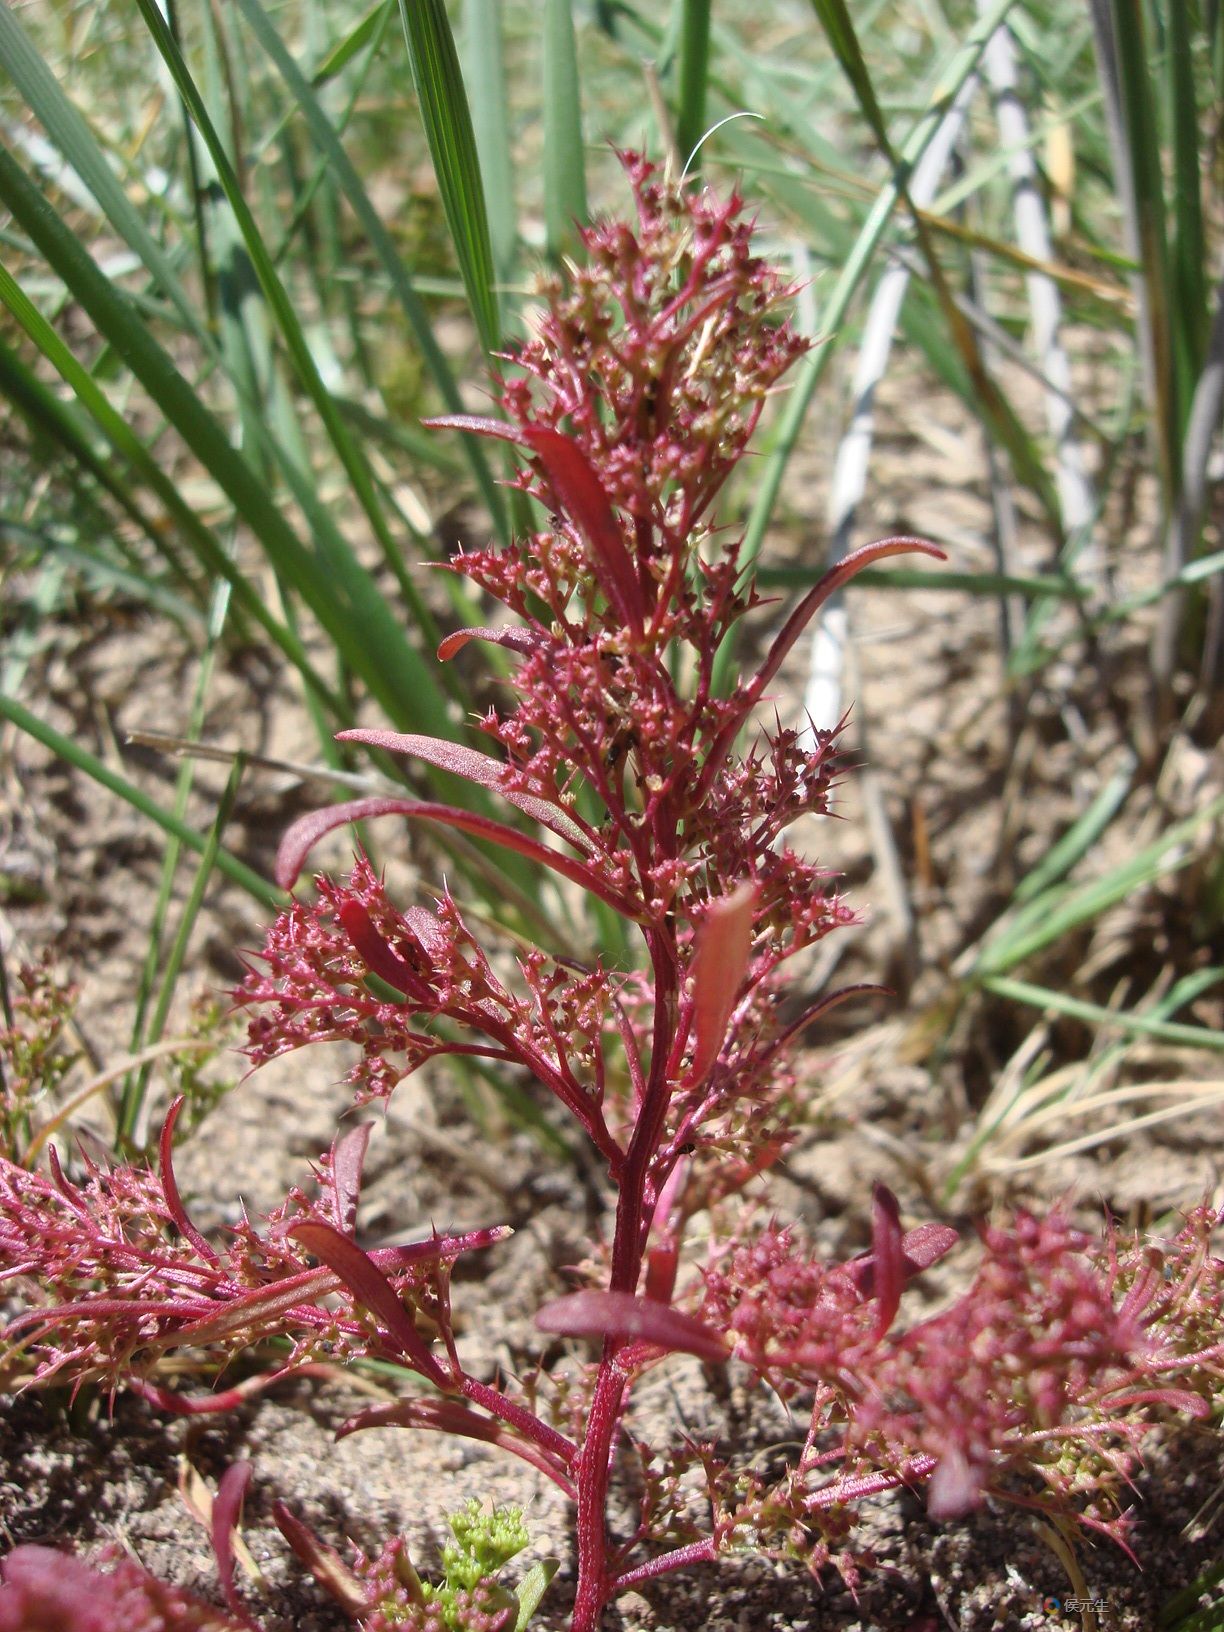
[[748, 537, 944, 708], [436, 625, 544, 661], [272, 1502, 369, 1617], [337, 898, 431, 1001], [274, 797, 639, 918], [424, 413, 645, 631], [328, 1122, 370, 1237], [288, 1220, 451, 1386], [211, 1462, 253, 1622], [869, 1184, 904, 1339], [846, 1220, 959, 1301], [536, 1290, 728, 1363], [699, 537, 945, 798], [684, 883, 757, 1088], [519, 427, 646, 632], [159, 1097, 219, 1265], [335, 729, 591, 850], [340, 1397, 577, 1497]]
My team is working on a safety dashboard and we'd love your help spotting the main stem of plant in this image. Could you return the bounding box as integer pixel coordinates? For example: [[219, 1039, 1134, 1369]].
[[570, 944, 679, 1631]]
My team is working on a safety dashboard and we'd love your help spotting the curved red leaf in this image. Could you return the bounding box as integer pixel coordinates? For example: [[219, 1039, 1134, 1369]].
[[274, 796, 638, 918], [335, 729, 591, 850], [437, 625, 544, 661], [424, 413, 645, 631], [536, 1289, 728, 1362], [211, 1462, 254, 1624], [159, 1096, 219, 1265], [519, 427, 645, 632]]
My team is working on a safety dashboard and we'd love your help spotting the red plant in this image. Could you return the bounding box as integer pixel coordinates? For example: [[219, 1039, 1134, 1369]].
[[3, 156, 1222, 1631]]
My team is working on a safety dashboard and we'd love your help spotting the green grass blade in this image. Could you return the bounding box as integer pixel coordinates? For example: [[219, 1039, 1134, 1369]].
[[398, 0, 501, 354], [231, 0, 507, 540], [122, 573, 233, 1143], [710, 0, 1019, 696], [0, 334, 202, 604], [133, 0, 461, 742], [1011, 757, 1136, 905], [463, 0, 518, 289], [1166, 0, 1209, 405], [974, 794, 1224, 977], [543, 0, 588, 262], [311, 0, 394, 84], [119, 756, 245, 1145], [982, 975, 1224, 1052], [0, 693, 281, 907], [0, 245, 341, 715], [0, 0, 209, 347], [806, 0, 892, 153], [755, 566, 1086, 600], [675, 0, 713, 174], [1101, 0, 1178, 498]]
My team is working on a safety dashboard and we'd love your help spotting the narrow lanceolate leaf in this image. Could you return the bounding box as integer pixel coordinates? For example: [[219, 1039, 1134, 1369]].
[[338, 1397, 576, 1495], [684, 883, 757, 1088], [399, 0, 501, 354], [328, 1123, 372, 1236], [748, 537, 945, 708], [536, 1289, 729, 1362], [211, 1463, 254, 1624], [336, 728, 593, 848], [703, 538, 944, 794], [844, 1219, 959, 1298], [437, 625, 545, 661], [543, 0, 588, 261], [288, 1220, 451, 1385], [867, 1184, 904, 1339], [337, 898, 433, 1002], [274, 796, 641, 916], [272, 1502, 369, 1618], [159, 1098, 219, 1264]]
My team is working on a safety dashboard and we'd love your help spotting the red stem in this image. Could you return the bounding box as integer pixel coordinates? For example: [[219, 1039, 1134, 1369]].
[[570, 934, 679, 1631]]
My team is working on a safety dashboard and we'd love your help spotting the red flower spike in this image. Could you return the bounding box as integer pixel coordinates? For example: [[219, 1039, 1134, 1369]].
[[536, 1289, 729, 1363]]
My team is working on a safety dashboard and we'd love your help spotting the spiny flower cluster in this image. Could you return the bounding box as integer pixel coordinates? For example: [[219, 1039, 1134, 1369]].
[[697, 1201, 1224, 1548], [0, 1113, 504, 1392]]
